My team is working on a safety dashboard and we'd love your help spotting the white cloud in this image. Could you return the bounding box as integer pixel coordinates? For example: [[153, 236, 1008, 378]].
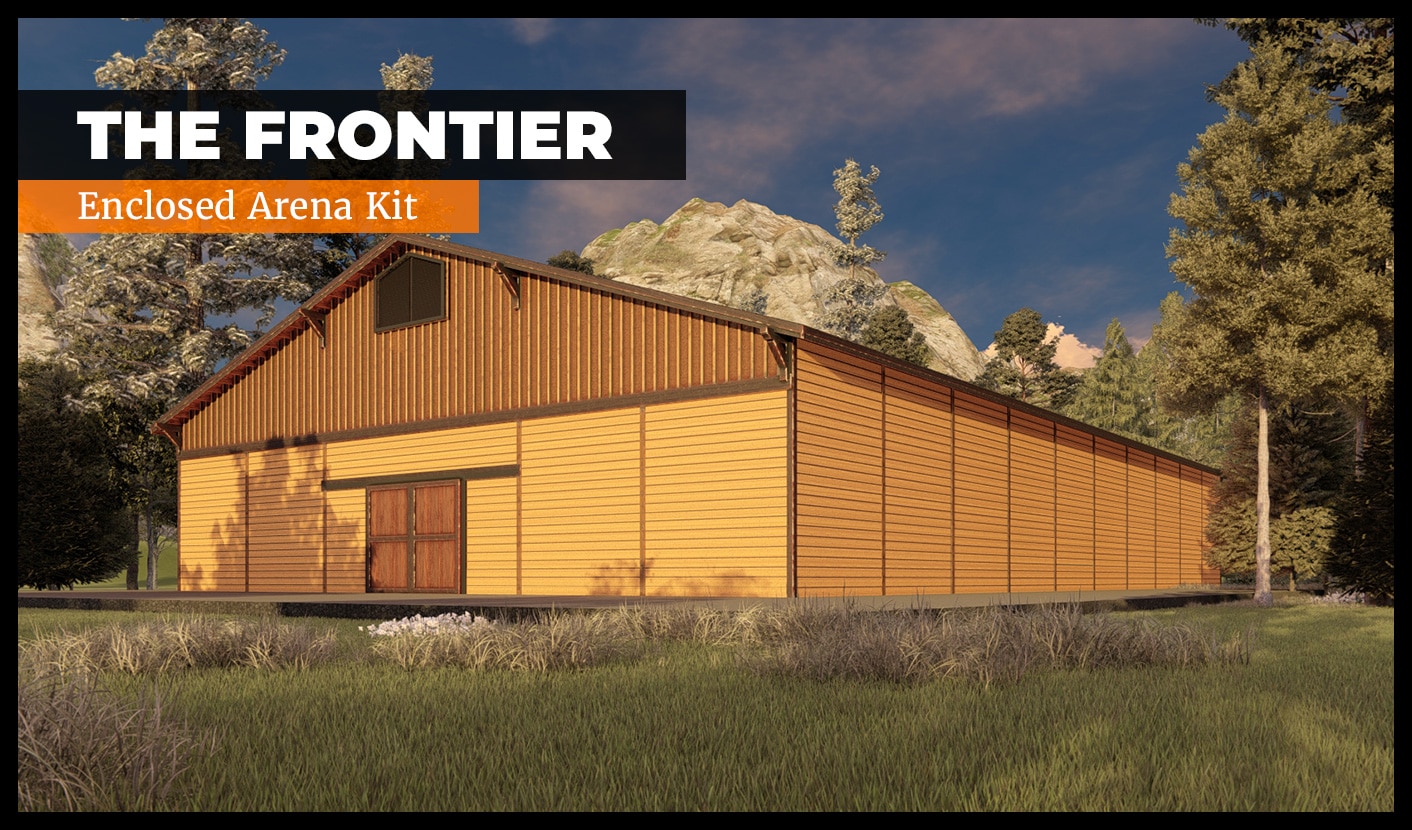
[[981, 322, 1100, 370], [507, 19, 553, 45]]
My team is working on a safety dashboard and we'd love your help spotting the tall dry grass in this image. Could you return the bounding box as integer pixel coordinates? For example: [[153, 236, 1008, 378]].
[[17, 670, 218, 811], [363, 603, 1251, 685], [737, 604, 1253, 686], [19, 616, 337, 677]]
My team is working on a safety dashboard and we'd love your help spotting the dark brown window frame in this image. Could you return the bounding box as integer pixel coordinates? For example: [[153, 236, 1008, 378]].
[[375, 253, 447, 332]]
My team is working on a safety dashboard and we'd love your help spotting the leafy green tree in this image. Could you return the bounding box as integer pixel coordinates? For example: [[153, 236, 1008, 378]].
[[860, 306, 930, 367], [547, 250, 596, 275], [1158, 42, 1393, 606], [976, 308, 1076, 409], [1205, 400, 1350, 590], [828, 159, 886, 278], [18, 360, 131, 590]]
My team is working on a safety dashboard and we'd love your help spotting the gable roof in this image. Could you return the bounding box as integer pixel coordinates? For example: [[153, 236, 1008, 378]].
[[154, 234, 801, 439], [153, 234, 1218, 474]]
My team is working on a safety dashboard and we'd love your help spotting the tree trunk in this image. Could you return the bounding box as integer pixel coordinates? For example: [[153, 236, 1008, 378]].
[[1254, 385, 1273, 606], [127, 511, 140, 590], [144, 507, 160, 590]]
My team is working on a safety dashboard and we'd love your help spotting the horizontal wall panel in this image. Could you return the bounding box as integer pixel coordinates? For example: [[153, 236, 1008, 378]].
[[789, 339, 1217, 599]]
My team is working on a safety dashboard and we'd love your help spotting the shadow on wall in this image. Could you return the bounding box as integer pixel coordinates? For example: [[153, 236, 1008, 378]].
[[588, 557, 769, 598], [192, 445, 358, 592]]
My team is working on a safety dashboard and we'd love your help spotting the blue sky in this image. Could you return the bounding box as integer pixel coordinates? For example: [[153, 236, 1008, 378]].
[[18, 18, 1255, 359]]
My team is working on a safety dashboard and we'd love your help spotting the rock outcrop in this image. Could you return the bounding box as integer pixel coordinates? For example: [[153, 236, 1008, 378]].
[[18, 233, 64, 361], [581, 198, 983, 380]]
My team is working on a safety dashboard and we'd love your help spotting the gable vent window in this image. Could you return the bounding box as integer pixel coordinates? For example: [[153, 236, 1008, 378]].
[[376, 254, 447, 331]]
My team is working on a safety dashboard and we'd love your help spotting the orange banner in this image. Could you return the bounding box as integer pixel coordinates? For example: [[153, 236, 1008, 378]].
[[17, 179, 479, 233]]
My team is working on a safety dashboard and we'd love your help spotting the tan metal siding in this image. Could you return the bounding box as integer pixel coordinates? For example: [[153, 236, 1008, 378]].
[[463, 476, 518, 594], [794, 345, 885, 596], [1127, 449, 1158, 590], [1155, 457, 1183, 587], [1094, 437, 1129, 589], [245, 445, 327, 592], [952, 390, 1011, 593], [1010, 411, 1057, 592], [1055, 426, 1097, 590], [178, 454, 248, 591], [520, 409, 642, 595], [790, 338, 1218, 597], [882, 371, 954, 595], [180, 246, 779, 452], [644, 394, 788, 597]]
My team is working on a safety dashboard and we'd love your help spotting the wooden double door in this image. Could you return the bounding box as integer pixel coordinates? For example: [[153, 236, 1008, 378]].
[[367, 481, 462, 592]]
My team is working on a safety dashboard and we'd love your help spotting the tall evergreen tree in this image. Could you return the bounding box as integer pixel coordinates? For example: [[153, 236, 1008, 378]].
[[51, 22, 440, 588], [1326, 391, 1394, 604], [56, 19, 319, 406], [1205, 400, 1350, 590], [18, 360, 131, 590], [860, 306, 930, 367], [828, 159, 886, 278], [1064, 319, 1152, 440], [1158, 42, 1393, 606]]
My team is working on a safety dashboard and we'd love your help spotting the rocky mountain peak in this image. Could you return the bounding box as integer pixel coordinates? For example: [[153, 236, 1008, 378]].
[[581, 199, 984, 380]]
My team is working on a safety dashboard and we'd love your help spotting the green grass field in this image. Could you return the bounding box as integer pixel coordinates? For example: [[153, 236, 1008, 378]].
[[17, 599, 1394, 811]]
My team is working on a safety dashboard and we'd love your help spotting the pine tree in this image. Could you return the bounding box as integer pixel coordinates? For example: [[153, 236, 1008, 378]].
[[57, 19, 319, 406], [316, 52, 439, 283], [18, 360, 132, 589], [1205, 400, 1350, 590], [976, 308, 1076, 409], [1064, 319, 1152, 440], [828, 159, 886, 277], [53, 20, 321, 588], [860, 306, 930, 367], [818, 277, 886, 341], [1158, 41, 1393, 606], [1326, 391, 1394, 603], [547, 250, 596, 275]]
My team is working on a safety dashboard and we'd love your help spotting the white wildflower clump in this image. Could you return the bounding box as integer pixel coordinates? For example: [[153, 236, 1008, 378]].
[[360, 612, 496, 637], [1310, 590, 1369, 605]]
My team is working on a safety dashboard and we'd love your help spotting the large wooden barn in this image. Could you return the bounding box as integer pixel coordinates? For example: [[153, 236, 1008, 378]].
[[157, 234, 1219, 597]]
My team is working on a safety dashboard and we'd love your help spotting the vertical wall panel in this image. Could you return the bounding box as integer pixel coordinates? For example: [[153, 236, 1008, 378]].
[[1155, 458, 1183, 586], [245, 444, 326, 592], [1094, 437, 1129, 589], [952, 390, 1011, 593], [520, 409, 642, 595], [1127, 449, 1158, 590], [178, 244, 780, 452], [1010, 411, 1057, 592], [464, 476, 519, 594], [794, 345, 884, 596], [178, 454, 247, 591], [882, 371, 954, 595], [1055, 426, 1096, 591], [644, 392, 789, 597]]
